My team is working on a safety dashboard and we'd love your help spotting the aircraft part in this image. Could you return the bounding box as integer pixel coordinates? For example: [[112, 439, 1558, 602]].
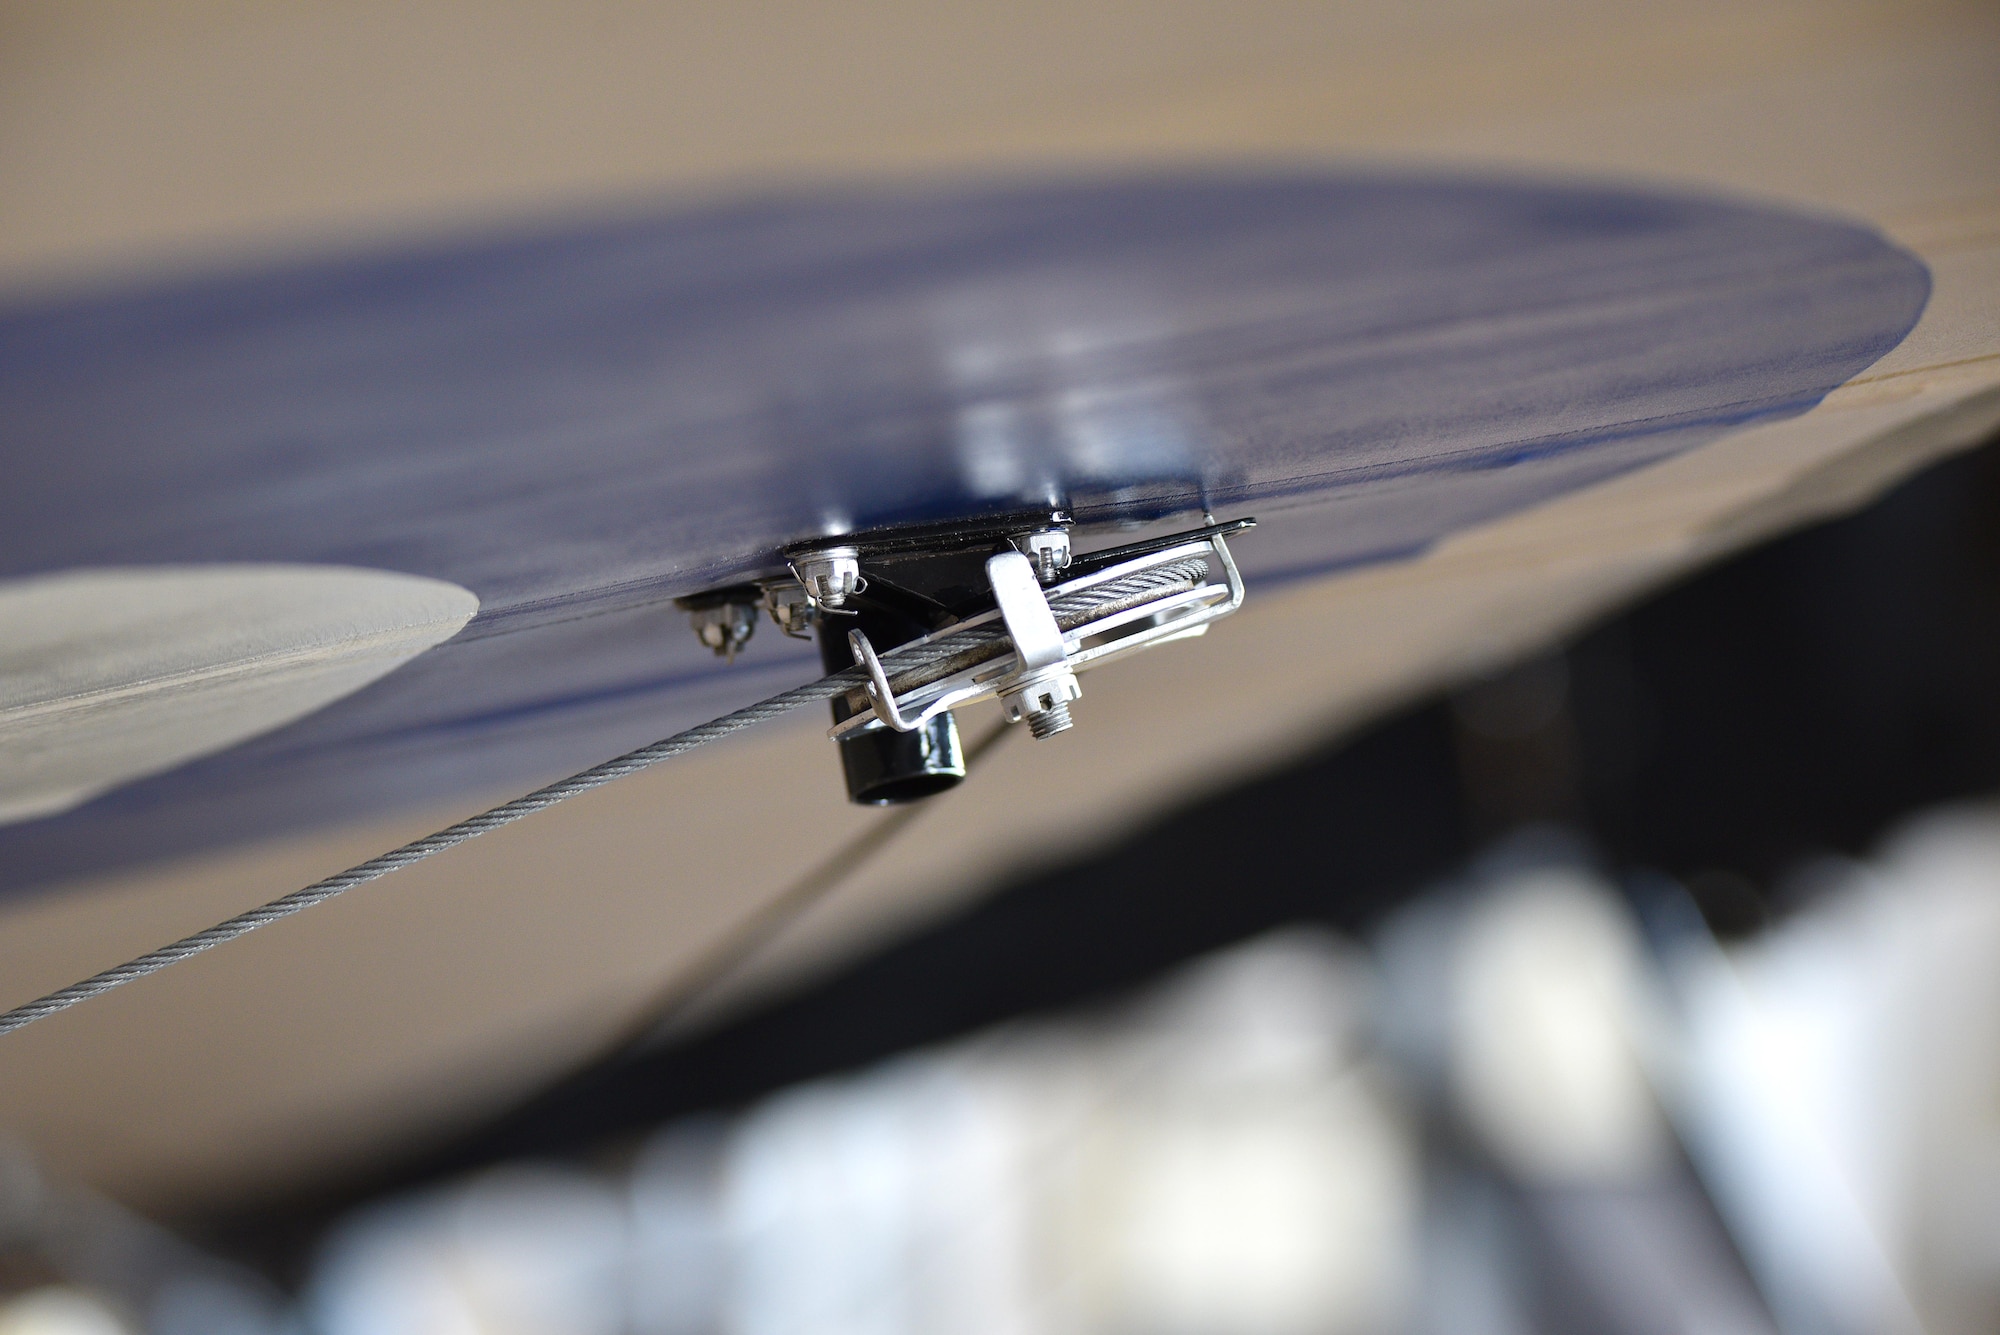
[[0, 172, 1929, 895]]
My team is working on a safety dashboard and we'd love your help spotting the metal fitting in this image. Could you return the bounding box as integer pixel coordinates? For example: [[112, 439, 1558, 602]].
[[1010, 527, 1072, 584], [762, 581, 816, 638], [791, 546, 866, 610], [686, 599, 758, 660], [826, 516, 1252, 754], [1000, 665, 1082, 738], [987, 548, 1081, 740]]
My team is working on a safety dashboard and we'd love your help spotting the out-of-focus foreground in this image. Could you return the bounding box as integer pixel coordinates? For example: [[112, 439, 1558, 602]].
[[6, 809, 1999, 1335]]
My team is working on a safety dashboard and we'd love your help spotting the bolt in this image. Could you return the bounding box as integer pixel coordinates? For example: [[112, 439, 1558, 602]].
[[687, 600, 758, 660], [1000, 664, 1081, 738], [1025, 698, 1073, 739], [792, 546, 866, 610], [762, 581, 816, 637], [1011, 527, 1072, 584]]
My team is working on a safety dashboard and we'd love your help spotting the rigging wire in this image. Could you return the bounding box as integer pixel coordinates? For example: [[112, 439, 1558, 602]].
[[0, 558, 1205, 1040], [0, 669, 862, 1039]]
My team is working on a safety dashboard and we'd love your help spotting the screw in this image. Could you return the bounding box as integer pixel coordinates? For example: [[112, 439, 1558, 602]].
[[792, 546, 866, 610], [1011, 528, 1072, 584], [1025, 699, 1073, 739], [1000, 664, 1081, 738], [686, 600, 758, 660], [762, 581, 816, 638]]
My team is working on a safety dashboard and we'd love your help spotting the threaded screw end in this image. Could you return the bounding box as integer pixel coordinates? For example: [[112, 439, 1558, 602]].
[[1026, 700, 1073, 739]]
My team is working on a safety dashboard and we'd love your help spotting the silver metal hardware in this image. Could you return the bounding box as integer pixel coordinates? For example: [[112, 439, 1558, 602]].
[[687, 599, 758, 660], [1007, 679, 1080, 738], [836, 520, 1248, 744], [1010, 526, 1073, 584], [988, 549, 1080, 737], [762, 581, 816, 638], [791, 546, 866, 611]]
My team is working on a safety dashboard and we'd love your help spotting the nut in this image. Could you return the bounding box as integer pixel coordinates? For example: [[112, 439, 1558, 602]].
[[792, 546, 866, 609], [1011, 528, 1073, 584], [762, 581, 816, 637], [687, 600, 758, 659], [1000, 665, 1081, 738]]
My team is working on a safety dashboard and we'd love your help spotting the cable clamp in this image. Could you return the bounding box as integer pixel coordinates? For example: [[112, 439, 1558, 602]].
[[838, 519, 1248, 741]]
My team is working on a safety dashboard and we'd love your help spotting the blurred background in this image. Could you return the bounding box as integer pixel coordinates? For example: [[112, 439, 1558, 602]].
[[4, 2, 2000, 1333], [6, 418, 1999, 1334]]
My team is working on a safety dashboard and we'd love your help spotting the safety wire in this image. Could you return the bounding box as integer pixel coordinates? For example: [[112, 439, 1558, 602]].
[[0, 560, 1202, 1040]]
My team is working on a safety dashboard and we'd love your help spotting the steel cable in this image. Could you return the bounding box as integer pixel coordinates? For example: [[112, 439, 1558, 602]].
[[0, 561, 1209, 1039], [0, 670, 866, 1038]]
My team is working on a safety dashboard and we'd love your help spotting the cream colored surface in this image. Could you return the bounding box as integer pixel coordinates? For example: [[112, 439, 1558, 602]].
[[0, 0, 1996, 1212], [0, 566, 478, 824]]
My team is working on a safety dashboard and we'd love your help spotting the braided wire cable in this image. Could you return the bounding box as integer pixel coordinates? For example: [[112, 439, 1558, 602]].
[[857, 558, 1214, 696], [0, 668, 868, 1038], [0, 560, 1213, 1039]]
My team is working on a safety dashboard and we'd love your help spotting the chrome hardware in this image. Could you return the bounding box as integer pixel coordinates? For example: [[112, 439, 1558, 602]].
[[988, 549, 1080, 737], [761, 580, 816, 638], [689, 602, 756, 659], [675, 587, 764, 660], [790, 546, 865, 611], [836, 519, 1249, 743], [1009, 526, 1073, 584]]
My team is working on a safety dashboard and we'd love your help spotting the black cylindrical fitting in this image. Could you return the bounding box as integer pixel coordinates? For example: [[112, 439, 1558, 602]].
[[818, 607, 966, 805], [833, 713, 965, 805]]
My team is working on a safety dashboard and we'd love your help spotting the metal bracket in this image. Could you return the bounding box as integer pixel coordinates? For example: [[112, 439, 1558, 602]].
[[836, 518, 1249, 742], [987, 549, 1082, 736]]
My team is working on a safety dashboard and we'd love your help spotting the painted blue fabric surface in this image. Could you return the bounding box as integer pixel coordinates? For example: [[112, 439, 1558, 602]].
[[0, 172, 1927, 893]]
